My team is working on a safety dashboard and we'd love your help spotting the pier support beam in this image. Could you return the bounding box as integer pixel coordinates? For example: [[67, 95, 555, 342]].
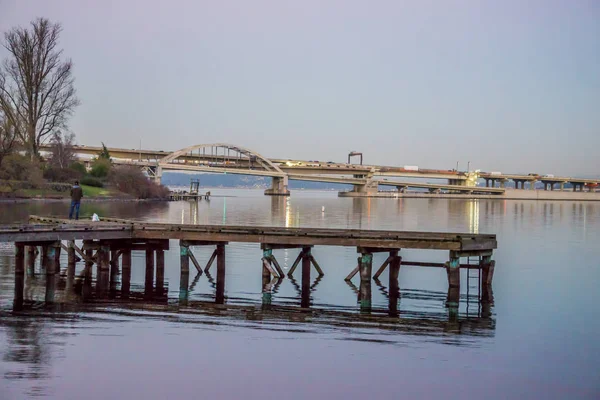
[[14, 244, 25, 311], [264, 176, 290, 196]]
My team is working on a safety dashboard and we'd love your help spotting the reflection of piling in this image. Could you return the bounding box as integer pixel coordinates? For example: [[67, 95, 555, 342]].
[[388, 255, 401, 316], [14, 244, 25, 311], [215, 244, 226, 304], [301, 247, 311, 308]]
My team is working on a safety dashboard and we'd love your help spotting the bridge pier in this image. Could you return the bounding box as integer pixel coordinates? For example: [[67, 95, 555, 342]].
[[351, 178, 378, 194], [264, 176, 290, 196]]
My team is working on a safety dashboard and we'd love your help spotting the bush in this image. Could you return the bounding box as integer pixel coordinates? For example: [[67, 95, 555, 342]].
[[80, 176, 104, 188], [0, 154, 44, 186], [110, 166, 170, 199], [43, 165, 82, 183], [90, 158, 111, 178], [69, 161, 87, 175]]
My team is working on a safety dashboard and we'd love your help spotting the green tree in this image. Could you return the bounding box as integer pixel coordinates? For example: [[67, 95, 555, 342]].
[[98, 142, 111, 160]]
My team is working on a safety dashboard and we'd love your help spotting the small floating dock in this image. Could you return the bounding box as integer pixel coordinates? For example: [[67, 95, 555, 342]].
[[2, 216, 497, 313]]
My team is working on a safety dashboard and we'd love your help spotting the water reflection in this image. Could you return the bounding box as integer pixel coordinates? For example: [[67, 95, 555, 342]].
[[3, 192, 599, 399]]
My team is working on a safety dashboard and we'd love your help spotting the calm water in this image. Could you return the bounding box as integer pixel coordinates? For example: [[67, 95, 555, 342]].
[[1, 190, 599, 399]]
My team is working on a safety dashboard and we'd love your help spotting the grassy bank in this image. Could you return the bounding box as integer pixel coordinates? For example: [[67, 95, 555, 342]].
[[3, 184, 127, 199]]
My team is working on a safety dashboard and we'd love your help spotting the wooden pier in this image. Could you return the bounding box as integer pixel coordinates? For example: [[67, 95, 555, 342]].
[[1, 216, 497, 314]]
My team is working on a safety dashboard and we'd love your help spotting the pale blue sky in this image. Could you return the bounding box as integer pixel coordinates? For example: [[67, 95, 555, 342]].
[[1, 0, 598, 175]]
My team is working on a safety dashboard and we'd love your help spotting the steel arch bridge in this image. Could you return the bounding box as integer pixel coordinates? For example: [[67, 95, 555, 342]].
[[158, 143, 286, 177]]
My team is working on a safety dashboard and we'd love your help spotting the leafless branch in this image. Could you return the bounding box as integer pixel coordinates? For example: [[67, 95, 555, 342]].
[[0, 18, 79, 159]]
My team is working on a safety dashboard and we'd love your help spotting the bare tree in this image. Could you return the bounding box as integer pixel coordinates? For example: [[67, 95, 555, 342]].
[[48, 131, 76, 169], [0, 111, 19, 168], [0, 18, 79, 160]]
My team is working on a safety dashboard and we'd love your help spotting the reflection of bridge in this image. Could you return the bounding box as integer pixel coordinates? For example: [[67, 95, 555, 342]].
[[40, 143, 599, 197]]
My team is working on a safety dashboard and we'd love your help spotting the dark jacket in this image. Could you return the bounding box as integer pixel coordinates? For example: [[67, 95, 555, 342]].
[[70, 185, 83, 202]]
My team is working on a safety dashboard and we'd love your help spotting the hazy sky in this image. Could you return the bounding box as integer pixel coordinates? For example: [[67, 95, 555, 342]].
[[1, 0, 598, 175]]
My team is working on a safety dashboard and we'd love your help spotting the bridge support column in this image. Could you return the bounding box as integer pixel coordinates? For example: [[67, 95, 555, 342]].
[[351, 179, 378, 194], [154, 166, 163, 185], [264, 176, 290, 196], [530, 180, 536, 190], [560, 182, 565, 191]]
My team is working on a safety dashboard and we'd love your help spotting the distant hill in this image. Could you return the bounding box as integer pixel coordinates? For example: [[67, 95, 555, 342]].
[[161, 172, 352, 190]]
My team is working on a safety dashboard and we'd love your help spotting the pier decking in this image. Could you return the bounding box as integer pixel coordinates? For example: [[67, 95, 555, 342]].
[[2, 216, 497, 314]]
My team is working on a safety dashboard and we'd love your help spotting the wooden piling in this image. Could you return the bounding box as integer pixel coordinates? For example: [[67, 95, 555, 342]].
[[481, 256, 494, 286], [156, 249, 165, 294], [110, 249, 120, 290], [66, 240, 76, 293], [14, 243, 25, 311], [446, 287, 460, 320], [180, 243, 190, 274], [26, 246, 36, 276], [100, 245, 110, 271], [97, 246, 110, 298], [446, 253, 460, 289], [121, 249, 132, 298], [41, 246, 48, 270], [179, 242, 190, 303], [216, 244, 226, 304], [84, 248, 93, 283], [358, 252, 373, 312], [145, 247, 155, 297]]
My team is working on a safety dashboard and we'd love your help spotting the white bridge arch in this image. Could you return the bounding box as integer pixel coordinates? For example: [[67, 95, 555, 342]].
[[159, 143, 285, 176]]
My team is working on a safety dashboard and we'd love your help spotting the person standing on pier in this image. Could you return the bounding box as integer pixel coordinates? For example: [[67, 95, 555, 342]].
[[69, 180, 83, 220]]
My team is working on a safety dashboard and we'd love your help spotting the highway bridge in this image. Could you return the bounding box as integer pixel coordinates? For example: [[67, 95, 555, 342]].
[[39, 143, 599, 197]]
